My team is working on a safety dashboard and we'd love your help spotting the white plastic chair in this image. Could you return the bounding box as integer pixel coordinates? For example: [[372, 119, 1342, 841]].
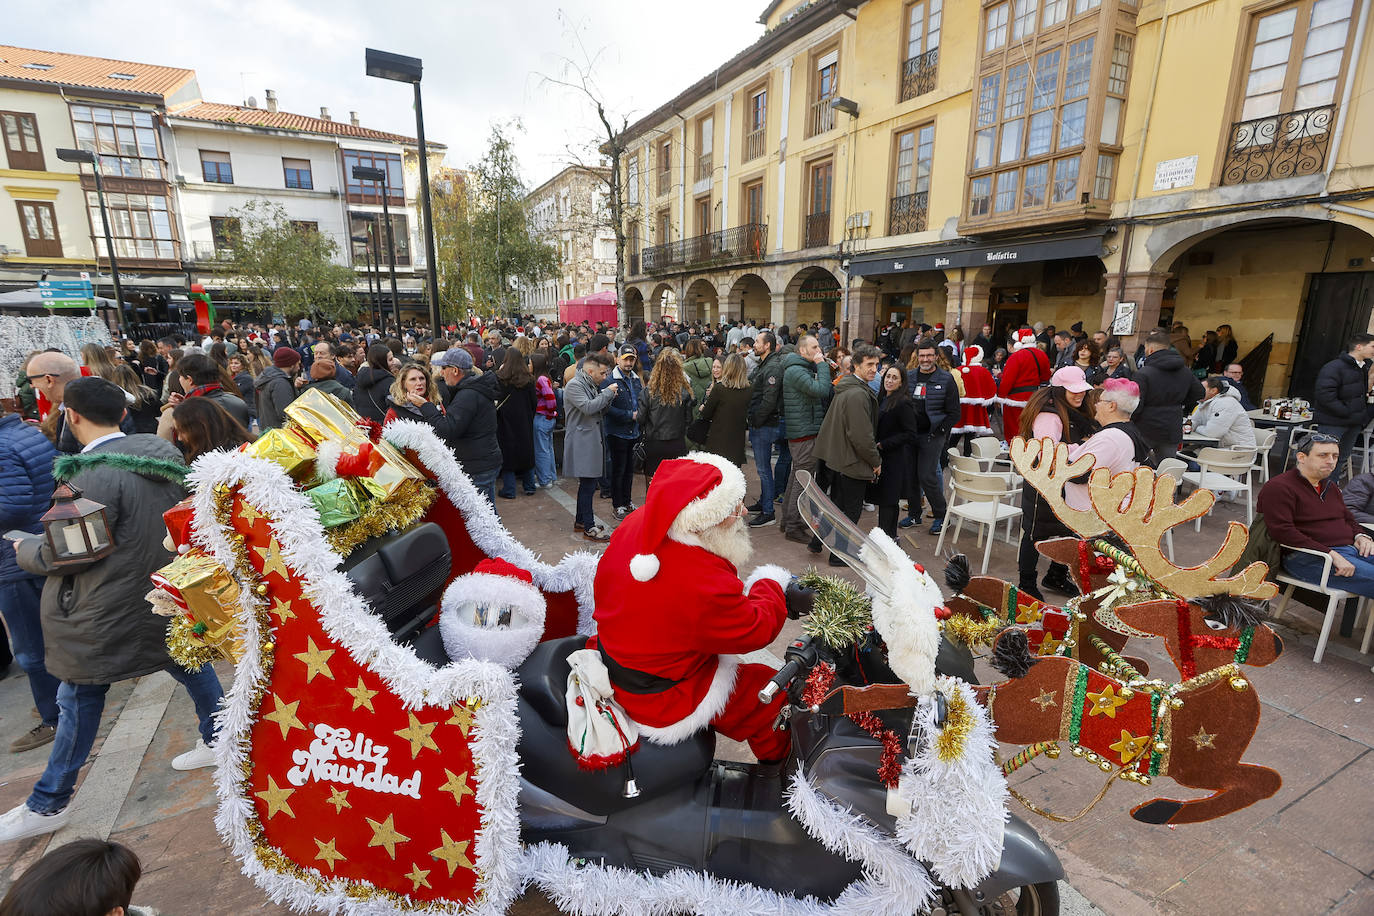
[[970, 436, 1016, 474], [1181, 447, 1255, 529], [935, 468, 1021, 574], [1250, 427, 1277, 483], [1271, 546, 1374, 663], [1155, 458, 1188, 563]]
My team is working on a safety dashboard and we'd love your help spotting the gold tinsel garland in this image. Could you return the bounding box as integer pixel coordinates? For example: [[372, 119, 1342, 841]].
[[322, 480, 436, 556], [167, 613, 223, 671], [798, 570, 873, 650], [934, 684, 976, 763], [940, 614, 1005, 648]]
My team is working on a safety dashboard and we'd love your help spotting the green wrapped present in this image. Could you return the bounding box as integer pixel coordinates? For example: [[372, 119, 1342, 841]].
[[306, 478, 365, 529]]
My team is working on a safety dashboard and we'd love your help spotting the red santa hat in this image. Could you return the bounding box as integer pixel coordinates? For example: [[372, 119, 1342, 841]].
[[1012, 328, 1036, 350], [962, 345, 984, 368], [629, 452, 746, 582]]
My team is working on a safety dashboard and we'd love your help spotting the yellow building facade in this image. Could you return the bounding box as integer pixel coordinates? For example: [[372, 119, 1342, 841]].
[[620, 0, 1374, 399]]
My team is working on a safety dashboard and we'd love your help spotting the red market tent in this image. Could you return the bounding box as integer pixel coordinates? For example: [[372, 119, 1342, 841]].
[[558, 290, 618, 327]]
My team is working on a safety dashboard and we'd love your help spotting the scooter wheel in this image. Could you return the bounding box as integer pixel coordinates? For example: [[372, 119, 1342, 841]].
[[964, 881, 1059, 916]]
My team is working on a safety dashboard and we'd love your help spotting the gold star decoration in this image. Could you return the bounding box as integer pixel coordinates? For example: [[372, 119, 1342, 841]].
[[254, 775, 296, 819], [292, 636, 335, 683], [262, 692, 306, 739], [268, 597, 296, 624], [366, 813, 411, 860], [1086, 684, 1130, 719], [1016, 602, 1044, 625], [394, 711, 439, 759], [446, 702, 474, 736], [325, 786, 351, 814], [345, 677, 378, 713], [253, 537, 290, 580], [1031, 688, 1058, 712], [405, 863, 432, 892], [439, 769, 475, 806], [1108, 729, 1151, 765], [1190, 726, 1217, 750], [237, 501, 264, 525], [1037, 632, 1063, 657], [429, 828, 475, 877], [313, 836, 346, 873]]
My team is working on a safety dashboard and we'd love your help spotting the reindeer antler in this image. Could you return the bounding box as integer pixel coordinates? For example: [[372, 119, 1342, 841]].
[[1088, 467, 1277, 600], [1009, 437, 1106, 537]]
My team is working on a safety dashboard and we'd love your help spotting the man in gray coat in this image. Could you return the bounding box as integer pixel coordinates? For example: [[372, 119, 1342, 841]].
[[564, 352, 619, 541], [0, 378, 225, 844]]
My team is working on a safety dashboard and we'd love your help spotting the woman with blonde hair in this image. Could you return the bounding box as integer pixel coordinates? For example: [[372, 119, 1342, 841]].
[[383, 363, 440, 422], [641, 348, 695, 480], [80, 342, 120, 379], [105, 363, 161, 433], [698, 352, 752, 465]]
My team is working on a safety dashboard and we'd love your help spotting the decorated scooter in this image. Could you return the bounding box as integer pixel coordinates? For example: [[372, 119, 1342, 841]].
[[154, 388, 1061, 915]]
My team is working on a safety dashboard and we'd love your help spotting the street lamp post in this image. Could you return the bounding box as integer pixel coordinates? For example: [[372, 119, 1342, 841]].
[[56, 148, 127, 334], [366, 48, 443, 336], [352, 164, 401, 337], [351, 233, 383, 333]]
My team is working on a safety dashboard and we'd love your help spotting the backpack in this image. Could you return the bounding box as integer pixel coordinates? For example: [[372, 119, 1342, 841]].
[[1233, 513, 1282, 579]]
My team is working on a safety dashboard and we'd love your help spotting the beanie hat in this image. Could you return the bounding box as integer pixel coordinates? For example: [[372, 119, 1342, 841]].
[[273, 346, 301, 369], [310, 359, 337, 381], [628, 452, 745, 582]]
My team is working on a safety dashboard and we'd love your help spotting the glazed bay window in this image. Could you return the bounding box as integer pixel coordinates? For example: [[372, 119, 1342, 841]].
[[87, 190, 175, 260], [985, 3, 1009, 52], [901, 1, 941, 101], [1222, 0, 1355, 184], [890, 124, 934, 234], [349, 211, 410, 266], [965, 22, 1133, 224], [71, 105, 163, 179], [342, 150, 402, 205]]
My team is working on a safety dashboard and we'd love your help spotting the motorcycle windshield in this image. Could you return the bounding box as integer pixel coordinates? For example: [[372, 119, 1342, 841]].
[[796, 470, 892, 602]]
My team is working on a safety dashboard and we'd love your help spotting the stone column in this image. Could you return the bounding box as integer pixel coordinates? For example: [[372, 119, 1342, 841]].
[[843, 280, 879, 346], [942, 267, 996, 333], [770, 289, 793, 329], [1100, 271, 1170, 352]]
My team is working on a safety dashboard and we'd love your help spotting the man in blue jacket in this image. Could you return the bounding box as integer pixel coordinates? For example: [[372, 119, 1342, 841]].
[[0, 402, 60, 752], [901, 339, 959, 534], [603, 345, 644, 520]]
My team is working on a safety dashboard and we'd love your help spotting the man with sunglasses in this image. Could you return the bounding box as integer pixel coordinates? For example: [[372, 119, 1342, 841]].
[[1258, 432, 1374, 604]]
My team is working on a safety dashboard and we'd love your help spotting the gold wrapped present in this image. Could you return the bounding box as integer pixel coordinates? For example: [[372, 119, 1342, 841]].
[[284, 388, 425, 500], [243, 427, 316, 481], [151, 549, 245, 662], [306, 478, 366, 528]]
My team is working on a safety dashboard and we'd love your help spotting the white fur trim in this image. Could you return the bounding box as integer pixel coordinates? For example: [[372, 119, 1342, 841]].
[[382, 418, 599, 634], [895, 677, 1008, 888], [439, 572, 547, 669], [743, 564, 792, 594], [313, 438, 342, 482], [673, 450, 748, 533], [860, 529, 942, 698], [629, 553, 660, 582], [786, 769, 937, 914], [636, 655, 740, 745], [997, 395, 1032, 408], [187, 446, 524, 915]]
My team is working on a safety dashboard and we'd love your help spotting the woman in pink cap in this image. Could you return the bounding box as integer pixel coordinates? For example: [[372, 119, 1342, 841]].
[[1064, 378, 1150, 512], [1015, 365, 1097, 600]]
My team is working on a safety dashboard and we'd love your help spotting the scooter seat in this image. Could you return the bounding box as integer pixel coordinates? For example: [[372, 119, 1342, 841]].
[[515, 635, 716, 815]]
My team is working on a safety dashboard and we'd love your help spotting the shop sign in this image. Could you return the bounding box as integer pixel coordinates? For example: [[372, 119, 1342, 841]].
[[848, 231, 1107, 278]]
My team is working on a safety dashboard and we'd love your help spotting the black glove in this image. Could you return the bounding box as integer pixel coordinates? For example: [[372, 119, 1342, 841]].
[[784, 578, 815, 620]]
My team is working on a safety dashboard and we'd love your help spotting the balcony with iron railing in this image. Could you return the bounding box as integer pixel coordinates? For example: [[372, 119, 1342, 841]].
[[888, 191, 929, 235], [657, 168, 671, 196], [899, 48, 939, 103], [744, 127, 766, 162], [637, 223, 768, 275], [695, 153, 713, 183], [804, 211, 831, 248], [1221, 105, 1335, 185], [808, 96, 835, 137]]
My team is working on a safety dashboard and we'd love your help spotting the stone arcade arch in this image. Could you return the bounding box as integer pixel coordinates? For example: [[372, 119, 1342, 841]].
[[725, 273, 772, 326], [683, 278, 720, 325], [648, 282, 678, 323], [784, 266, 843, 329], [622, 286, 647, 325]]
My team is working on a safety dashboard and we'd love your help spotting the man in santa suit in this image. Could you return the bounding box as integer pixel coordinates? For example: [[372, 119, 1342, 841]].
[[591, 453, 794, 762], [954, 345, 997, 439], [997, 327, 1051, 443]]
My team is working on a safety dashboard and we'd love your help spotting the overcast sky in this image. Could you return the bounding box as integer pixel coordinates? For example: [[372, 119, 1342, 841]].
[[9, 0, 766, 187]]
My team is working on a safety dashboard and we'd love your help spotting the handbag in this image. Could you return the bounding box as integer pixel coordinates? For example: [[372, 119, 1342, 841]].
[[687, 416, 712, 443]]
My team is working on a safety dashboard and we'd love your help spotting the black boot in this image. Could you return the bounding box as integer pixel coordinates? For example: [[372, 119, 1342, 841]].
[[1040, 565, 1079, 598]]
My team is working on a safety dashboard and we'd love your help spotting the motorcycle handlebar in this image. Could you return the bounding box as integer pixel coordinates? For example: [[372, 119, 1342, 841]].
[[758, 658, 805, 703]]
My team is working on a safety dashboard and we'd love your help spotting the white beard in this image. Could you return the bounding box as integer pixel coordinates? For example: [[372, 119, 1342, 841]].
[[677, 516, 754, 570]]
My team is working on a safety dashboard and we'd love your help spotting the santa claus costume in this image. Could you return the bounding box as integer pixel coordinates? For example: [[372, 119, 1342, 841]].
[[953, 345, 996, 438], [996, 329, 1051, 443], [591, 453, 794, 761]]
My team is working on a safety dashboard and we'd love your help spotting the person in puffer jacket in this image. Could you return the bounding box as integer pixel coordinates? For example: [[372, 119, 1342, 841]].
[[1342, 471, 1374, 524], [1190, 377, 1256, 450], [0, 407, 59, 752]]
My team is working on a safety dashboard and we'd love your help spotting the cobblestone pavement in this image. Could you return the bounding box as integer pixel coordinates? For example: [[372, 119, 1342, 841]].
[[0, 457, 1368, 914]]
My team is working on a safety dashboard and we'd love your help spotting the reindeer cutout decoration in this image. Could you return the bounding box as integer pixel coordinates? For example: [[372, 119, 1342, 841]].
[[1114, 597, 1283, 680]]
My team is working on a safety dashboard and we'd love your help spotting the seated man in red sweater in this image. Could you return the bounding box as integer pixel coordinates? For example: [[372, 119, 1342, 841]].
[[1257, 432, 1374, 595]]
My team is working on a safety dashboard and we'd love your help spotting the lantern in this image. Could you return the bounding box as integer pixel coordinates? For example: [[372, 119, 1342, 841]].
[[41, 483, 115, 569]]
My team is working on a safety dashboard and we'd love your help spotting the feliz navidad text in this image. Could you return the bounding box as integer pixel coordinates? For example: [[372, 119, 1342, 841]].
[[286, 724, 421, 798]]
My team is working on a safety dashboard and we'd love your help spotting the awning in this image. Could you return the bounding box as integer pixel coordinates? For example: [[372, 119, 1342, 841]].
[[846, 228, 1111, 278]]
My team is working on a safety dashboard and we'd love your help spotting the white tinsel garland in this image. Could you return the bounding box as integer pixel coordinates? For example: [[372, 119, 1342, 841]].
[[0, 314, 111, 399], [894, 676, 1009, 889]]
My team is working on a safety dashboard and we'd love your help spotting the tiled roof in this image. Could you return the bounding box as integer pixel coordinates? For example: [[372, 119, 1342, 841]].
[[0, 45, 195, 97], [170, 101, 443, 148]]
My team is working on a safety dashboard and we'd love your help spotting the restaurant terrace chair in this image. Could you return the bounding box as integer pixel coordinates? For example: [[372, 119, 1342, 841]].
[[1250, 427, 1278, 484], [1155, 458, 1188, 563], [935, 467, 1021, 575], [1181, 446, 1256, 529], [1271, 545, 1374, 664]]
